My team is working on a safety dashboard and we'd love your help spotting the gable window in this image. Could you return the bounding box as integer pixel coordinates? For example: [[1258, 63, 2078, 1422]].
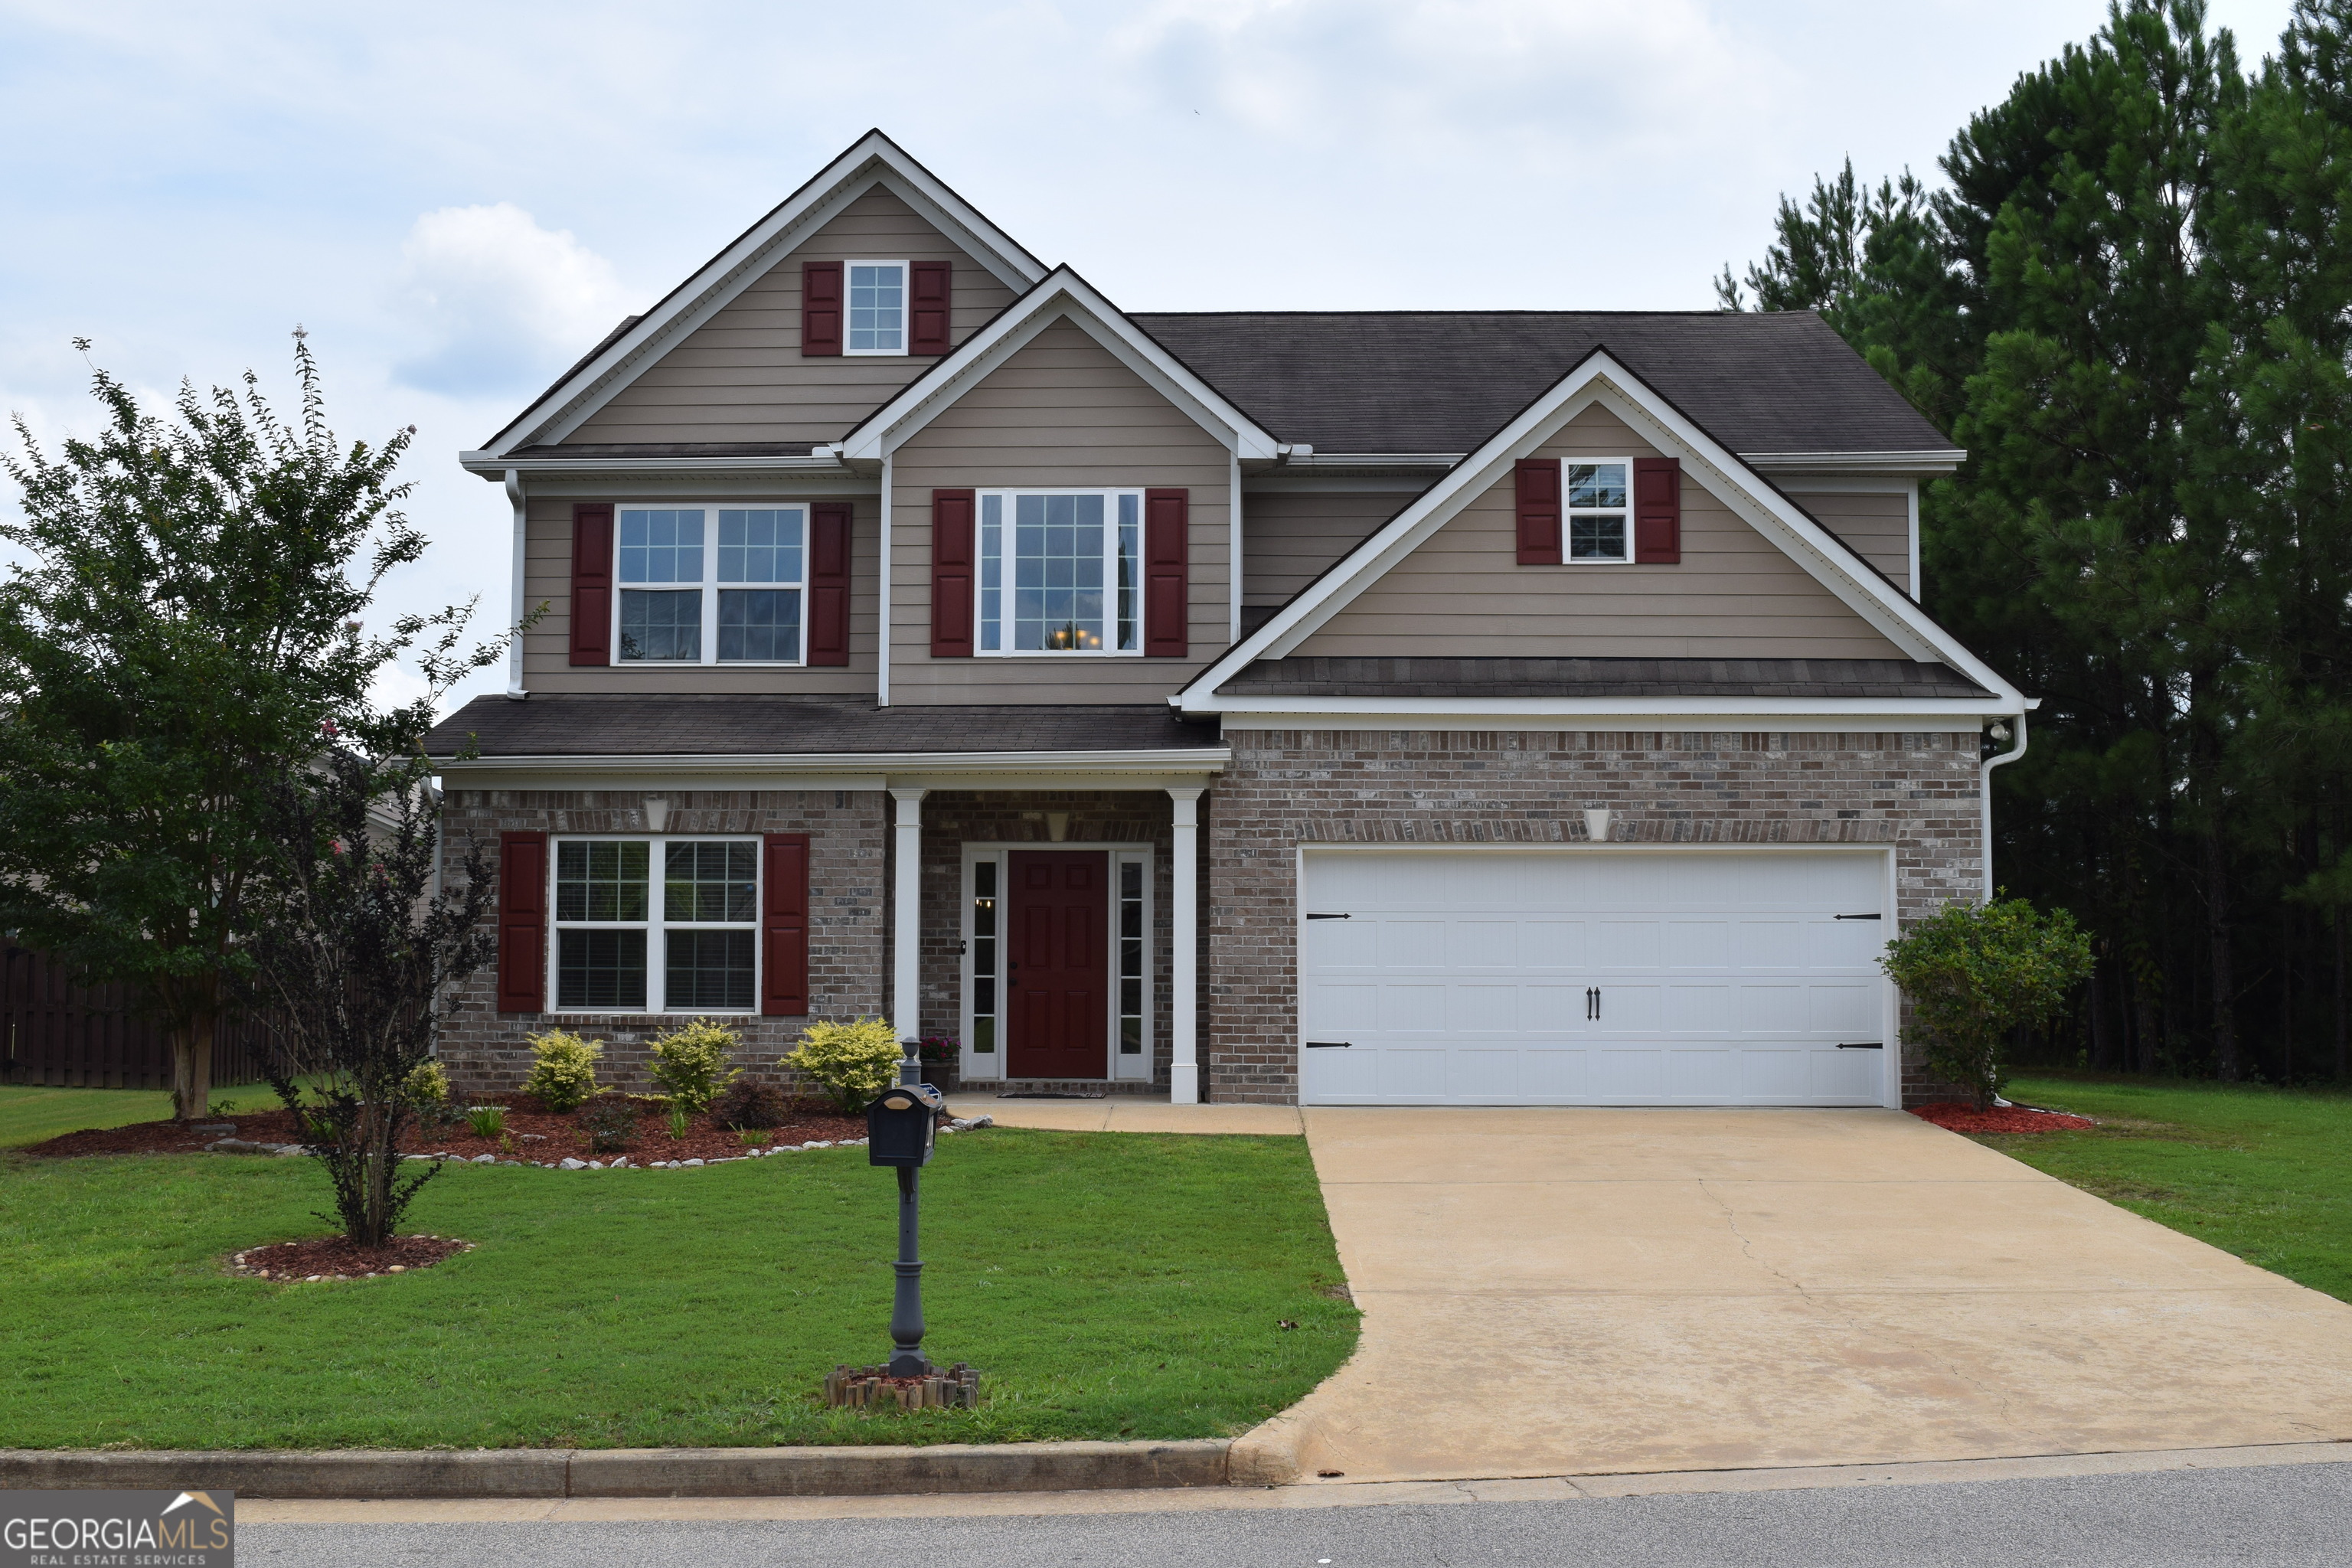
[[846, 261, 907, 354], [616, 506, 805, 665], [553, 837, 760, 1013], [975, 489, 1142, 655], [1566, 461, 1632, 561]]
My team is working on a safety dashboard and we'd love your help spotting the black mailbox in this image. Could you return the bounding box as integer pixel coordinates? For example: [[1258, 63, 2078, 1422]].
[[867, 1083, 943, 1168]]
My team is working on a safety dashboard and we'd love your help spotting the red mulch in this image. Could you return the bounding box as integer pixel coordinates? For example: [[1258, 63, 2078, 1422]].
[[1910, 1102, 2096, 1134], [234, 1233, 472, 1281], [21, 1092, 871, 1164]]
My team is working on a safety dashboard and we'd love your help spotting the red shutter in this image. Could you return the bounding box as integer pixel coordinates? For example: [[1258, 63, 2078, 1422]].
[[761, 833, 811, 1017], [807, 502, 852, 666], [568, 504, 613, 666], [909, 260, 951, 355], [1634, 457, 1682, 564], [1144, 488, 1190, 657], [931, 489, 975, 658], [1514, 459, 1561, 566], [496, 831, 548, 1014], [802, 261, 843, 356]]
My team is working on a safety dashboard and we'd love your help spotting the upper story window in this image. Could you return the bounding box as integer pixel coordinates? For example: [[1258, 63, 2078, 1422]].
[[616, 506, 805, 665], [976, 489, 1142, 655], [1566, 461, 1632, 562], [846, 261, 907, 354]]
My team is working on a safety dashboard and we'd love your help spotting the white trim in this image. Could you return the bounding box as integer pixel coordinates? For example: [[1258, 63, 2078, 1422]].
[[1980, 714, 2028, 902], [546, 832, 763, 1017], [1202, 698, 2024, 725], [1908, 479, 1922, 602], [878, 450, 893, 707], [504, 469, 528, 697], [1179, 351, 2026, 712], [838, 269, 1282, 462], [1742, 450, 1965, 473], [478, 132, 1046, 459], [891, 788, 927, 1036], [956, 842, 1156, 1085], [1230, 450, 1243, 645], [843, 259, 910, 355], [1293, 841, 1900, 1109], [1168, 787, 1202, 1105], [438, 747, 1227, 775], [1554, 456, 1635, 565], [462, 452, 858, 480], [607, 501, 813, 669]]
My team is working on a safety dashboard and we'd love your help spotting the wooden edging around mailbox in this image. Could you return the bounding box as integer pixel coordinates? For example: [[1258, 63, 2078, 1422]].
[[0, 1439, 1233, 1499]]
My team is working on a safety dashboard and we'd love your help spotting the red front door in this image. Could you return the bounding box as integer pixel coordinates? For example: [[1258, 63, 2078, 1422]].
[[1006, 851, 1108, 1079]]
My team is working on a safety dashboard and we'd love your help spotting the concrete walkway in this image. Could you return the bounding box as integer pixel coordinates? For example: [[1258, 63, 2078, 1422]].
[[951, 1096, 1302, 1135], [1243, 1106, 2352, 1484]]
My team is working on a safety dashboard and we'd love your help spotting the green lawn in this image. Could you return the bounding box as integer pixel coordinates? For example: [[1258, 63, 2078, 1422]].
[[1981, 1072, 2352, 1303], [0, 1129, 1356, 1450], [0, 1081, 321, 1148]]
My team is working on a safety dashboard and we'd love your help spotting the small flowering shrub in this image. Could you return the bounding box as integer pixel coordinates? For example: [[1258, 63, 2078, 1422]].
[[401, 1060, 449, 1108], [647, 1018, 742, 1113], [523, 1029, 602, 1112], [786, 1018, 906, 1114]]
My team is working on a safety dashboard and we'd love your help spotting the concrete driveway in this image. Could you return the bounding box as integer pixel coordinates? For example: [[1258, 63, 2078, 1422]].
[[1240, 1106, 2352, 1485]]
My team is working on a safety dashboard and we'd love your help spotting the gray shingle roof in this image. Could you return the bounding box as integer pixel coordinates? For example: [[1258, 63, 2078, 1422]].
[[1220, 657, 1993, 701], [422, 695, 1224, 759], [1129, 311, 1952, 459]]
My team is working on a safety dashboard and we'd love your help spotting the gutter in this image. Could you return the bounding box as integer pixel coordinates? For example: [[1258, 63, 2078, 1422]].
[[1180, 695, 2025, 720], [460, 451, 857, 479], [432, 746, 1232, 776], [1979, 713, 2028, 901]]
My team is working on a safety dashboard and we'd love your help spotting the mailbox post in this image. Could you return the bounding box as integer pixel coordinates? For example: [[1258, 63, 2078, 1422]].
[[867, 1041, 946, 1377]]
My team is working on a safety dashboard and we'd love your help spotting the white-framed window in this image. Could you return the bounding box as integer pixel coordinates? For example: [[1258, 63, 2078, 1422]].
[[615, 505, 806, 665], [1565, 459, 1634, 562], [551, 836, 760, 1014], [975, 488, 1143, 655], [845, 260, 908, 354]]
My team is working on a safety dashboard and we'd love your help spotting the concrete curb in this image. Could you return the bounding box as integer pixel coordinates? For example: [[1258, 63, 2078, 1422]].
[[0, 1441, 1232, 1499]]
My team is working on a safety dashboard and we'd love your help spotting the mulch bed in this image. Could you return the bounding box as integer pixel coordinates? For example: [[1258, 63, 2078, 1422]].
[[233, 1233, 472, 1282], [21, 1092, 871, 1164], [1910, 1101, 2096, 1134]]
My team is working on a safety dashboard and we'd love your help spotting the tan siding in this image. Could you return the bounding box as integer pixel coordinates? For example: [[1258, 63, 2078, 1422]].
[[1243, 490, 1405, 607], [1295, 404, 1907, 661], [1787, 489, 1911, 593], [566, 186, 1018, 447], [890, 319, 1230, 704], [519, 495, 881, 694]]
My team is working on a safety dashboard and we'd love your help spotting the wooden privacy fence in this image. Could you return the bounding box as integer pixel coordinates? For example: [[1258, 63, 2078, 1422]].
[[1, 945, 277, 1089]]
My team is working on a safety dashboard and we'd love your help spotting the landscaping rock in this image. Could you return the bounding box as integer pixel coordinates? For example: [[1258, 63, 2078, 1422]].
[[472, 1154, 495, 1165], [558, 1158, 586, 1170], [681, 1158, 704, 1167]]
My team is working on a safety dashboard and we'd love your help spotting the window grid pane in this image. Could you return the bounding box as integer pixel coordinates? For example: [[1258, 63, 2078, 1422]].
[[665, 929, 755, 1011], [717, 508, 803, 584], [1012, 493, 1106, 651], [618, 509, 704, 583], [664, 841, 758, 923], [978, 495, 1002, 652], [1116, 494, 1139, 652], [971, 861, 997, 1052], [848, 263, 904, 352], [558, 929, 647, 1011], [619, 590, 702, 661], [717, 589, 801, 662], [1118, 860, 1144, 1055], [557, 841, 648, 922], [1569, 515, 1628, 560]]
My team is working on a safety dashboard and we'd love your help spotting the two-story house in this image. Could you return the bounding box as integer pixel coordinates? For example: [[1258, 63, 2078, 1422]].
[[423, 131, 2030, 1109]]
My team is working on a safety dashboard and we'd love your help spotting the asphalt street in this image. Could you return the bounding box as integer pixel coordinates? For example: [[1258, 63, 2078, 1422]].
[[239, 1459, 2352, 1566]]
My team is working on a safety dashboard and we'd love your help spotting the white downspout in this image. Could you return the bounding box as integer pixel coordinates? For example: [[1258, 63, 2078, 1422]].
[[1228, 448, 1243, 645], [877, 450, 893, 707], [504, 469, 528, 698], [1979, 714, 2027, 902]]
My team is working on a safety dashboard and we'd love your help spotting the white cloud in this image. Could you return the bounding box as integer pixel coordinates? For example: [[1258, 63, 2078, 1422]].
[[391, 203, 633, 396]]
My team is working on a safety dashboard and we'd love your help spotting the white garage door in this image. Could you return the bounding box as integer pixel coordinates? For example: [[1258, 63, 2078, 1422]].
[[1298, 849, 1890, 1106]]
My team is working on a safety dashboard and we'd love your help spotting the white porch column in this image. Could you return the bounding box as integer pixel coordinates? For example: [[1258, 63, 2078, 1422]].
[[1168, 787, 1204, 1105], [891, 787, 928, 1037]]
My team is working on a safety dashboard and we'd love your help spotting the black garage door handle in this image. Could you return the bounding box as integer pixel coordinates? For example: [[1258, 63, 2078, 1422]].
[[1305, 1040, 1353, 1049], [1837, 1042, 1884, 1050]]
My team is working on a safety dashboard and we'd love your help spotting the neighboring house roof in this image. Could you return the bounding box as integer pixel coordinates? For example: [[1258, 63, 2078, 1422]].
[[1219, 657, 1994, 701], [1130, 310, 1957, 463], [423, 695, 1224, 760]]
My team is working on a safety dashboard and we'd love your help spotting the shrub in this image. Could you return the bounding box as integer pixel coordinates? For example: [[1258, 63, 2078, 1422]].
[[523, 1029, 602, 1112], [647, 1018, 742, 1112], [1881, 895, 2096, 1109], [712, 1077, 790, 1129], [786, 1018, 906, 1114], [402, 1060, 449, 1108], [580, 1094, 639, 1153], [667, 1104, 691, 1140], [465, 1104, 506, 1138]]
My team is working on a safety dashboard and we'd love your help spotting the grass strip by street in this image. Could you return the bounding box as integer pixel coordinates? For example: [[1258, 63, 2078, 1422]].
[[0, 1129, 1357, 1451], [1978, 1071, 2352, 1304]]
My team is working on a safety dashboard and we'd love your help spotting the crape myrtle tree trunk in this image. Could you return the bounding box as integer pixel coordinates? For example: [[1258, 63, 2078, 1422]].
[[247, 749, 495, 1247], [0, 332, 511, 1117]]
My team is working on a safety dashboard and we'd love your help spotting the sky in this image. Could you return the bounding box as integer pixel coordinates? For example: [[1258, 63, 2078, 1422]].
[[0, 0, 2303, 717]]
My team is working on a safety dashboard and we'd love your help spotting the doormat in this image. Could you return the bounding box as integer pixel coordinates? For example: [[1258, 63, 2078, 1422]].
[[995, 1093, 1106, 1099]]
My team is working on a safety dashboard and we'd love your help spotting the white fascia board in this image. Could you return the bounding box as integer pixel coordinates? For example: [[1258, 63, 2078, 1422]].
[[478, 133, 1047, 459], [460, 451, 858, 479], [1743, 449, 1966, 474], [1192, 695, 2030, 720], [1212, 707, 2011, 734], [1182, 351, 2024, 710], [838, 269, 1282, 462], [436, 746, 1230, 776]]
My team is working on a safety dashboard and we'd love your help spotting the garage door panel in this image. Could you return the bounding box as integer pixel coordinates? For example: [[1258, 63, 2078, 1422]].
[[1298, 851, 1886, 1106]]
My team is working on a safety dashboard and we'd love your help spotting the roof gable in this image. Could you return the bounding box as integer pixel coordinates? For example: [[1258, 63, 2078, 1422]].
[[1184, 348, 2026, 712], [475, 131, 1047, 459]]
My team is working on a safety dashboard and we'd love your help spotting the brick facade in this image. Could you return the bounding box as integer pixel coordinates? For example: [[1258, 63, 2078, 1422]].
[[1203, 728, 1983, 1106], [436, 787, 887, 1096]]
